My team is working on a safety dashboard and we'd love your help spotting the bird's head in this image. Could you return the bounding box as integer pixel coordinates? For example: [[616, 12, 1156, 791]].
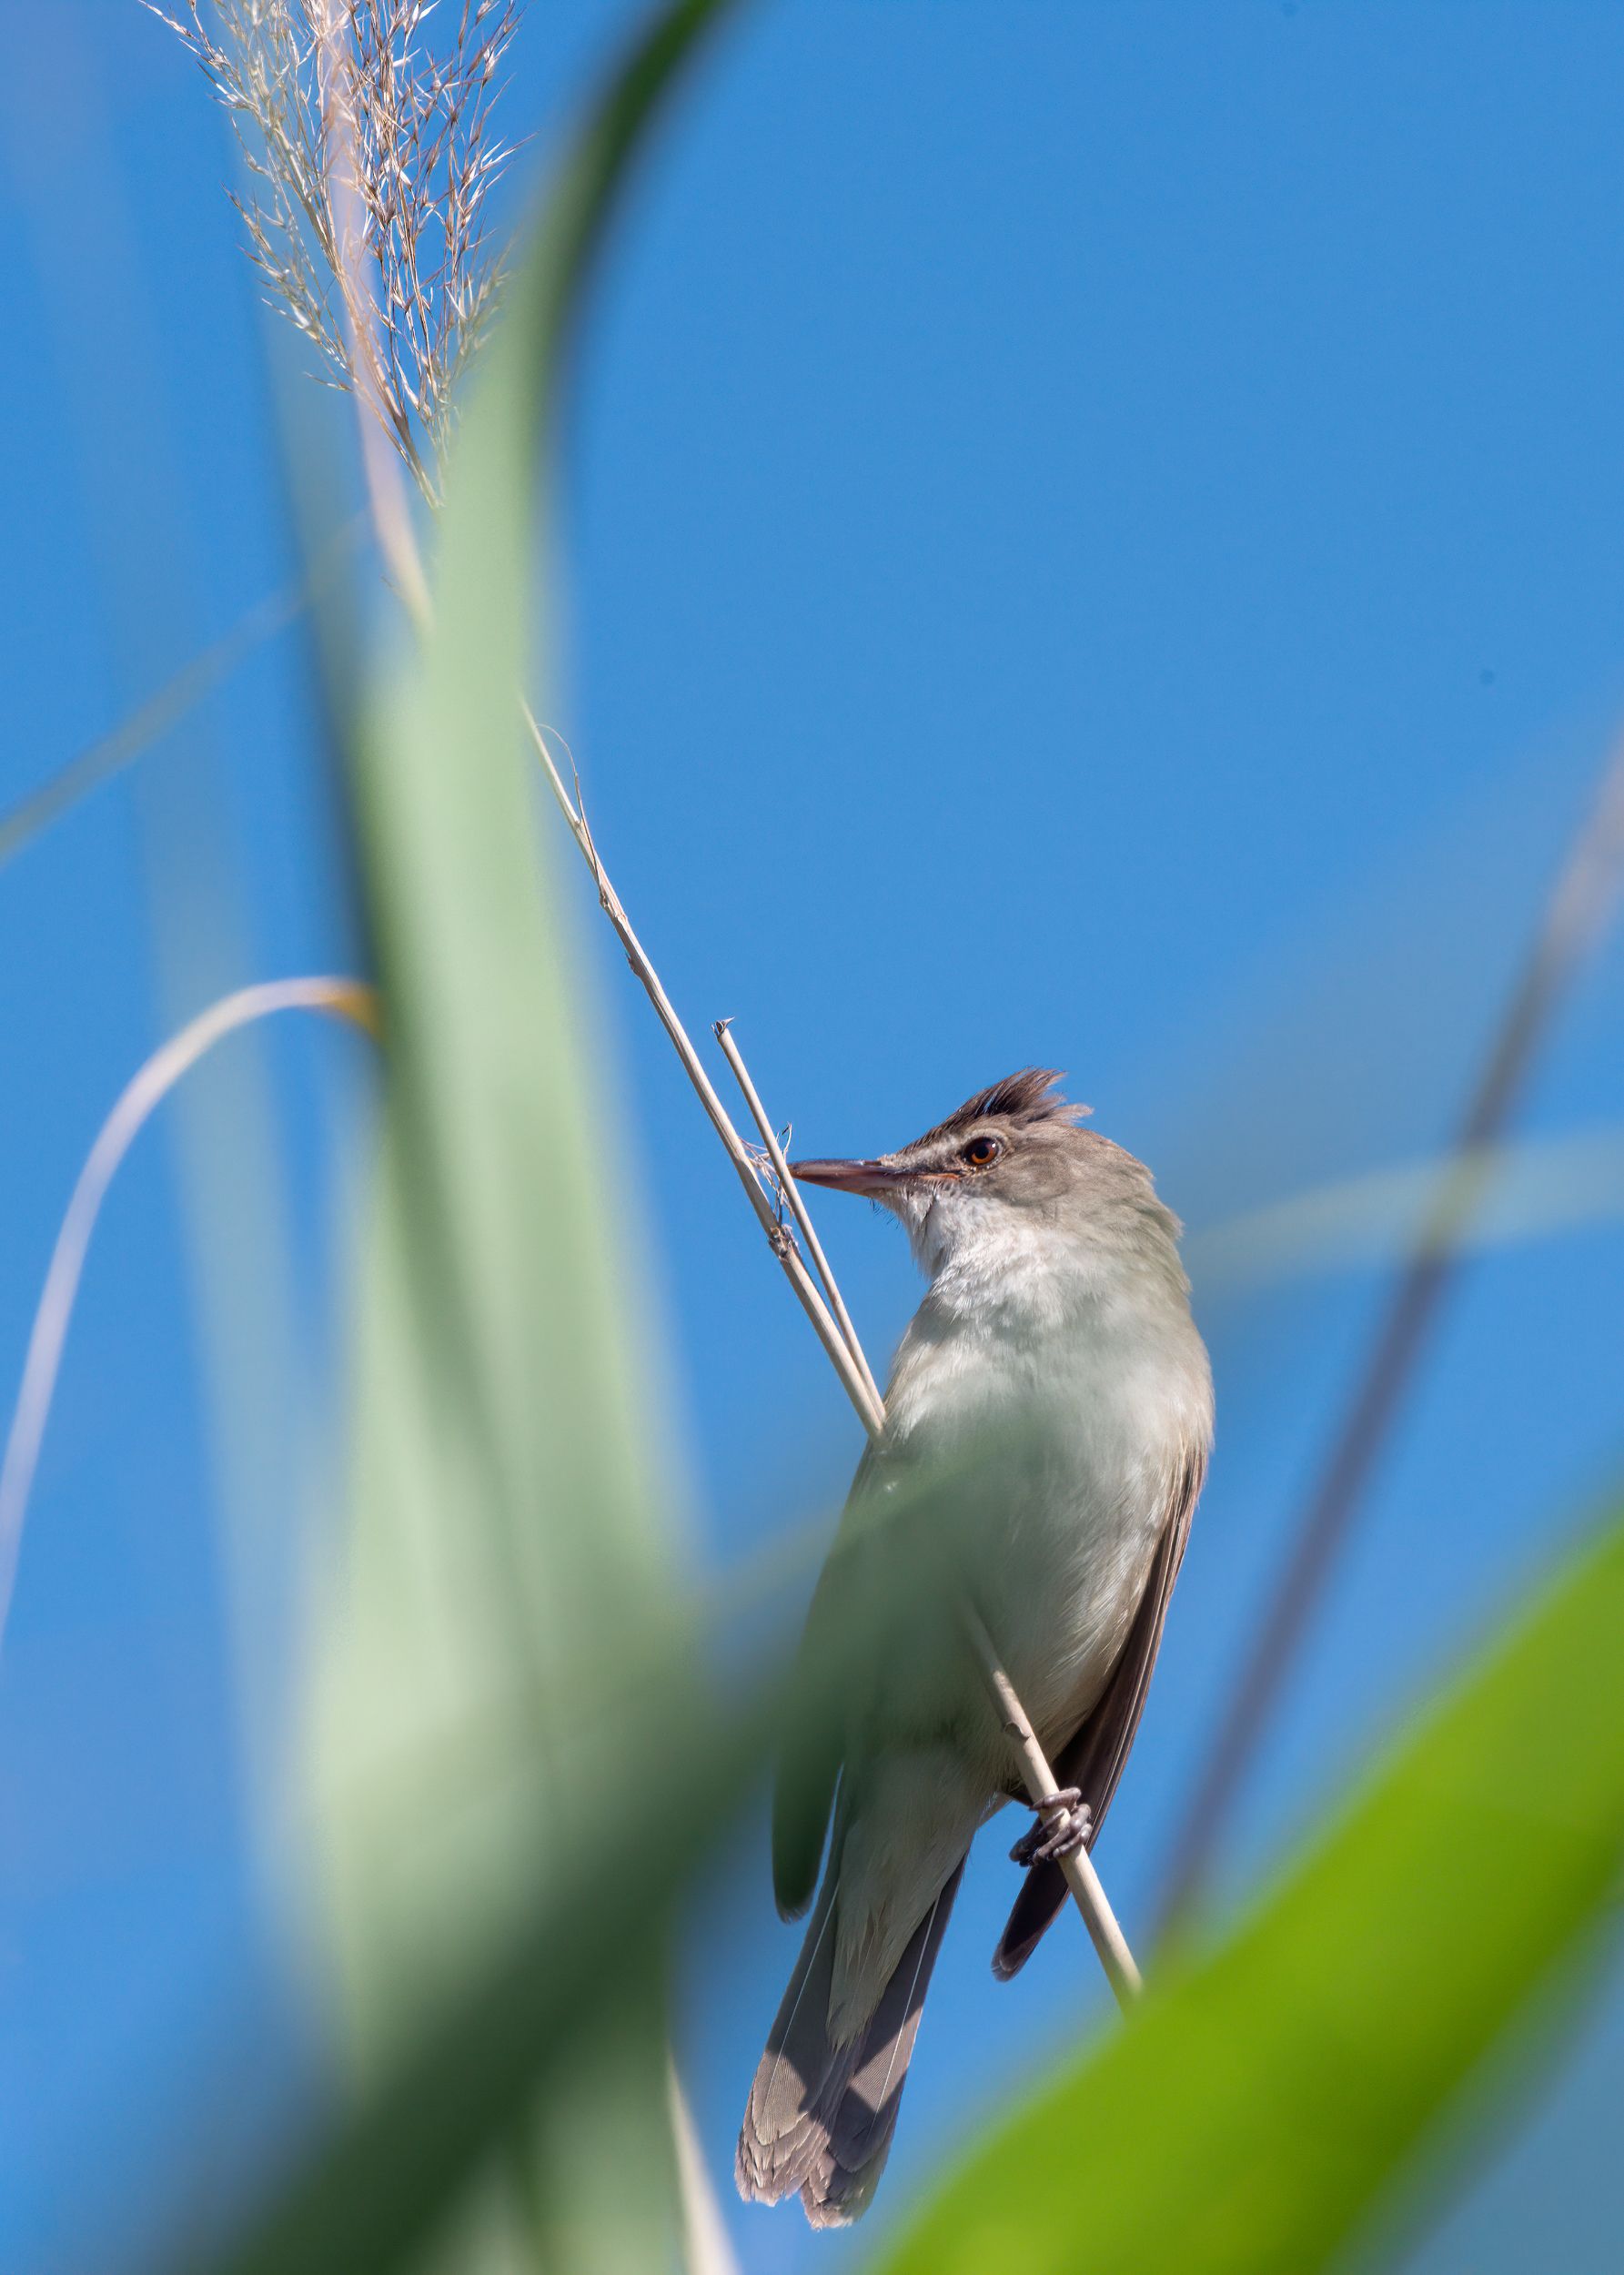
[[792, 1069, 1162, 1278]]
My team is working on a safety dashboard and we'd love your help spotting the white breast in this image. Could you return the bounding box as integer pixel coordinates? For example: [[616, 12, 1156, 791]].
[[881, 1208, 1209, 1747]]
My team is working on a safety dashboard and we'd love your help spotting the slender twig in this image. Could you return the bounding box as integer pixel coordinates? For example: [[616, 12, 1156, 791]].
[[714, 1023, 1142, 2006], [964, 1611, 1142, 2007], [711, 1021, 883, 1411], [522, 708, 885, 1441], [0, 978, 378, 1657], [1156, 739, 1624, 1942]]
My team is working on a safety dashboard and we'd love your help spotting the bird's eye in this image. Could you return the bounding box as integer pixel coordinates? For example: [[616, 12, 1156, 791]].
[[962, 1134, 1003, 1168]]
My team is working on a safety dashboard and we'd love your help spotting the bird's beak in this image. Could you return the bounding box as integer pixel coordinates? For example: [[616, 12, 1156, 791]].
[[788, 1156, 909, 1198]]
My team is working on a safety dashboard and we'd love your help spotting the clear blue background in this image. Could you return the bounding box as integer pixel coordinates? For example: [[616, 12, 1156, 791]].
[[1, 3, 1622, 2270]]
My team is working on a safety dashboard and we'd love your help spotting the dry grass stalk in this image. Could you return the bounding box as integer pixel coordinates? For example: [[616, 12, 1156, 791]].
[[150, 0, 522, 501], [1156, 738, 1624, 1943], [711, 1021, 883, 1412], [964, 1611, 1143, 2007], [522, 708, 889, 1440]]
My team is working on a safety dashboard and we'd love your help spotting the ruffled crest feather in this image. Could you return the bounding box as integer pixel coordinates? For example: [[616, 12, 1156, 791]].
[[913, 1068, 1090, 1149]]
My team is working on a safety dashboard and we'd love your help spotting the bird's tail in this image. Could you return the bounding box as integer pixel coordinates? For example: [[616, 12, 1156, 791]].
[[736, 1857, 965, 2227]]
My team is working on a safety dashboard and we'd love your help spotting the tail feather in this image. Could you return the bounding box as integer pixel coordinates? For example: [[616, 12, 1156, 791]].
[[801, 1862, 964, 2227], [992, 1824, 1092, 1980], [737, 1861, 965, 2225], [736, 1871, 847, 2203], [994, 1458, 1202, 1979]]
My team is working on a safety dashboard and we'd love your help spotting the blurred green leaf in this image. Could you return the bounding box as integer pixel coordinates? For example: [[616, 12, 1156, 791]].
[[205, 1441, 1004, 2273], [279, 4, 750, 2272], [207, 1671, 765, 2275], [871, 1502, 1624, 2275]]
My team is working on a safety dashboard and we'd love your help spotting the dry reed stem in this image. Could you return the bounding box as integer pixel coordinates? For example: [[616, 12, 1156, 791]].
[[521, 707, 886, 1441], [1156, 738, 1624, 1942], [711, 1021, 883, 1412], [0, 978, 378, 1658], [713, 1022, 1142, 2007], [964, 1610, 1143, 2006]]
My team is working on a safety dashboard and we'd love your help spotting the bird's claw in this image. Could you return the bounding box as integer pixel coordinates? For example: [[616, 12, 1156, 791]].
[[1009, 1788, 1092, 1867]]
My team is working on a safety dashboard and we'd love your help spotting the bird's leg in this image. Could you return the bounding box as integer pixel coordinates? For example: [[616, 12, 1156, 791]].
[[1009, 1787, 1092, 1868]]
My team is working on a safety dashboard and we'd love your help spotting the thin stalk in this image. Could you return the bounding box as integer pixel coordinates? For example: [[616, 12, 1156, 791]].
[[713, 1021, 1142, 2002], [711, 1020, 883, 1410], [310, 0, 435, 626], [963, 1609, 1142, 2008], [1155, 739, 1624, 1942], [0, 978, 378, 1657], [523, 706, 885, 1441]]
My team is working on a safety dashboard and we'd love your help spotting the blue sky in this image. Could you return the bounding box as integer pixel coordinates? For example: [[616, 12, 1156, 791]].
[[2, 3, 1623, 2270]]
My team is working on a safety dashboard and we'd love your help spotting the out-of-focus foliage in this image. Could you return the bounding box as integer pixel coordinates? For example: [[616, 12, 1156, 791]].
[[277, 5, 750, 2272], [871, 1502, 1624, 2275], [206, 1663, 763, 2275]]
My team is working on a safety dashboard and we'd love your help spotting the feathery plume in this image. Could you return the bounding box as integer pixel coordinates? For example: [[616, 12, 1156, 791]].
[[150, 0, 525, 498]]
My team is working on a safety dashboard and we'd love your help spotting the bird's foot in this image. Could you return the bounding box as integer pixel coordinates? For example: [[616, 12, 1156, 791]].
[[1009, 1788, 1092, 1868]]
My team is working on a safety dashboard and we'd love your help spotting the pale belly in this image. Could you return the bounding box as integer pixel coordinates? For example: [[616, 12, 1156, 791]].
[[871, 1308, 1198, 1767], [825, 1214, 1212, 2027], [976, 1479, 1160, 1744]]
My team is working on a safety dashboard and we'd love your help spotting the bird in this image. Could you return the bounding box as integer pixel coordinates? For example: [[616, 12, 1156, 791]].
[[735, 1069, 1212, 2227]]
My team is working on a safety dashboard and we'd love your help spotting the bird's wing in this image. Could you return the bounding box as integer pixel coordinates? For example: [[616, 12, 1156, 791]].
[[991, 1441, 1206, 1980], [770, 1437, 885, 1919]]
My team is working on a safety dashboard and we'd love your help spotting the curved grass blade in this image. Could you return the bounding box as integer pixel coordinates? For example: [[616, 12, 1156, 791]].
[[284, 5, 753, 2275], [869, 1501, 1624, 2275], [0, 979, 376, 1653]]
